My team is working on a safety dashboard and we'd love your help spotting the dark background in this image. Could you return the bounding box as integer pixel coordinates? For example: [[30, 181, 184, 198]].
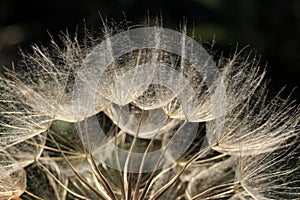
[[0, 0, 299, 102]]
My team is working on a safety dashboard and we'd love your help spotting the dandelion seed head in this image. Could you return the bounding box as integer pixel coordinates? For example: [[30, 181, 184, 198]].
[[0, 17, 299, 200]]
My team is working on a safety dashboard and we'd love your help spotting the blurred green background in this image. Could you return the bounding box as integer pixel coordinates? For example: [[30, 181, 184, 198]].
[[0, 0, 299, 101]]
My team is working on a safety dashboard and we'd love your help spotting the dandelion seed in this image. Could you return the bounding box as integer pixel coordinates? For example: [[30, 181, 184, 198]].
[[186, 157, 236, 199], [207, 54, 300, 155], [0, 156, 26, 199], [233, 140, 300, 200]]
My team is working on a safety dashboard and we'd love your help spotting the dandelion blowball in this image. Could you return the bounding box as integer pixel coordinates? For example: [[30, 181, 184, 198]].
[[0, 18, 299, 200]]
